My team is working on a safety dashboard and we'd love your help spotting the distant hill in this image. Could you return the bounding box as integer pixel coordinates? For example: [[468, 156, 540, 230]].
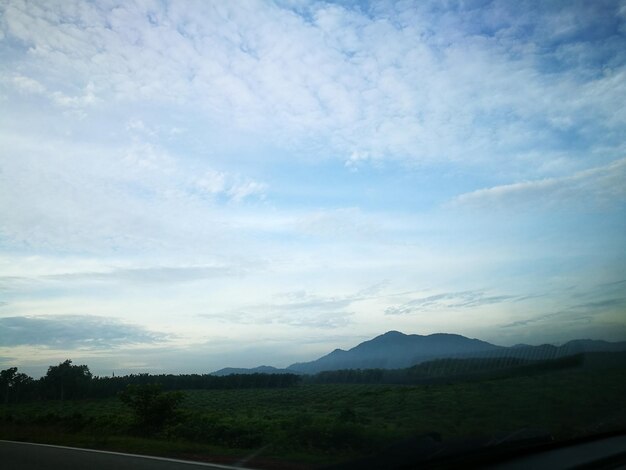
[[211, 365, 292, 376], [307, 351, 626, 385], [482, 339, 626, 361], [287, 332, 626, 374], [287, 331, 502, 374], [210, 332, 626, 376]]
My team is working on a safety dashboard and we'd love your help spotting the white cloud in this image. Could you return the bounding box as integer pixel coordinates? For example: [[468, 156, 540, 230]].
[[227, 179, 267, 202], [1, 1, 624, 168], [1, 264, 237, 285], [11, 74, 45, 94], [4, 74, 97, 114], [385, 290, 519, 316], [199, 282, 396, 330], [50, 81, 98, 109], [448, 157, 626, 211], [0, 132, 267, 253], [196, 169, 227, 195], [196, 170, 268, 202], [296, 208, 382, 239]]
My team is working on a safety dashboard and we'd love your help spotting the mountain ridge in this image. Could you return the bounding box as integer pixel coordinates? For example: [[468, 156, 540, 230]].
[[211, 365, 292, 376], [211, 331, 626, 375], [287, 331, 502, 374]]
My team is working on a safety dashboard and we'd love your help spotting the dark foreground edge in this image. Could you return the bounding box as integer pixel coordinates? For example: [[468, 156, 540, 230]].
[[325, 429, 626, 470]]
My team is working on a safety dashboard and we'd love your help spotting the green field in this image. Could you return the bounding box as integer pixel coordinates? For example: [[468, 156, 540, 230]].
[[1, 366, 625, 468]]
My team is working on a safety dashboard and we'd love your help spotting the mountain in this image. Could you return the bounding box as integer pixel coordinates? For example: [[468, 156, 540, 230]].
[[287, 331, 503, 374], [211, 365, 292, 376], [211, 332, 626, 376], [287, 332, 626, 374], [481, 339, 626, 361]]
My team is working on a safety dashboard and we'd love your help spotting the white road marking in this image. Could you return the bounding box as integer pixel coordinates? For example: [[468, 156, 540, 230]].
[[0, 440, 256, 469]]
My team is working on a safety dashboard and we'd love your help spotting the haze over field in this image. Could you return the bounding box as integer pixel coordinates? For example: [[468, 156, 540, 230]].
[[1, 0, 625, 377]]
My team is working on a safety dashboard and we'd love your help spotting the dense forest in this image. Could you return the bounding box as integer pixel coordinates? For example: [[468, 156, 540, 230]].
[[304, 354, 587, 385]]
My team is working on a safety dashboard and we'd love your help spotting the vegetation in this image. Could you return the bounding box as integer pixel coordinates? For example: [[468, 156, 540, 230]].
[[306, 353, 588, 384], [119, 384, 184, 433], [1, 356, 625, 467], [0, 360, 301, 404], [43, 359, 93, 401], [0, 367, 33, 404]]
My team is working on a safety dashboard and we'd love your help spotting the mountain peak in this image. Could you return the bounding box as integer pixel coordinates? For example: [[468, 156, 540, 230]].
[[288, 330, 501, 373], [381, 330, 405, 337]]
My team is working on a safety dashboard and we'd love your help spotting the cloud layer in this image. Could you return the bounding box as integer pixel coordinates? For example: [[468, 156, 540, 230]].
[[385, 290, 519, 316], [2, 0, 625, 165], [1, 1, 625, 373], [449, 158, 626, 211], [0, 315, 168, 349]]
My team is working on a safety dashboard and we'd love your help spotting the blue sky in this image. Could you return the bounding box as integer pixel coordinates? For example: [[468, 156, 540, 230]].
[[1, 0, 625, 377]]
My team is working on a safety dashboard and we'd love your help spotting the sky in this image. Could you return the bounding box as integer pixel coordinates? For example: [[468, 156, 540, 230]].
[[1, 0, 625, 377]]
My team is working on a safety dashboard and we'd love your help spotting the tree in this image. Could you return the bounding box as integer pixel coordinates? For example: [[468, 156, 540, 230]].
[[44, 360, 92, 401], [0, 367, 33, 404], [1, 367, 17, 404], [119, 383, 184, 432]]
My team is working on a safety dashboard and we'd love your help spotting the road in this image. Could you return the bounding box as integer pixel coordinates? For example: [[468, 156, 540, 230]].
[[0, 440, 251, 470]]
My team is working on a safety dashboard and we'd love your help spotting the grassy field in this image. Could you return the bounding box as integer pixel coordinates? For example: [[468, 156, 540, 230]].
[[1, 366, 625, 468]]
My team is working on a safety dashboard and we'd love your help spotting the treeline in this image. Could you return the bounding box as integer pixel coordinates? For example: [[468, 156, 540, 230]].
[[1, 354, 593, 404], [88, 371, 301, 398], [0, 360, 301, 404], [304, 354, 585, 385]]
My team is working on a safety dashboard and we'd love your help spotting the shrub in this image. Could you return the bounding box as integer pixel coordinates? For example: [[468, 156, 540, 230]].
[[119, 384, 184, 433]]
